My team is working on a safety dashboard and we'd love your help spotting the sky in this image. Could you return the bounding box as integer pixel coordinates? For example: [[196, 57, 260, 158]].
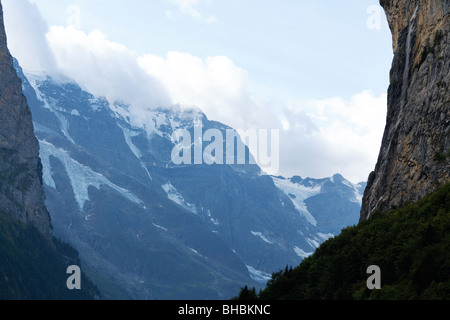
[[2, 0, 393, 183]]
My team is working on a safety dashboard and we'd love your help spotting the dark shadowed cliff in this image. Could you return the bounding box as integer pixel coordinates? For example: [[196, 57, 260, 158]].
[[0, 1, 98, 299], [0, 1, 51, 237]]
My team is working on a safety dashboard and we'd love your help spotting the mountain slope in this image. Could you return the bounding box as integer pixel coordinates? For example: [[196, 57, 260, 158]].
[[272, 174, 365, 235], [18, 69, 261, 299], [0, 211, 99, 300]]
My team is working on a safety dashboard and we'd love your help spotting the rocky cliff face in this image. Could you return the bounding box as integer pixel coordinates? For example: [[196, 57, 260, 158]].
[[360, 0, 450, 220], [0, 1, 51, 237]]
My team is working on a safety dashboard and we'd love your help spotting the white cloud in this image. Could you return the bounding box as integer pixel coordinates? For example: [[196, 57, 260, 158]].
[[139, 50, 386, 182], [138, 52, 267, 129], [46, 26, 170, 109], [3, 0, 387, 183], [278, 92, 387, 183], [166, 0, 217, 23], [139, 51, 386, 182], [2, 0, 57, 73]]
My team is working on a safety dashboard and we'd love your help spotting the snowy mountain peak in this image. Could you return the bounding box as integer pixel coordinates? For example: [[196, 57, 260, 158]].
[[272, 174, 365, 234], [14, 60, 364, 300]]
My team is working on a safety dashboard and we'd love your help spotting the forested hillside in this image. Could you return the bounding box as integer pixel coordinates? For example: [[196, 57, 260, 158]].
[[236, 183, 450, 300], [0, 211, 99, 300]]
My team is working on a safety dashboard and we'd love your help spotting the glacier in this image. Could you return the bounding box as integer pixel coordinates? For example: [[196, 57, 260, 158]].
[[162, 182, 197, 214], [246, 266, 272, 283], [251, 231, 275, 245], [39, 139, 143, 211], [272, 176, 321, 226]]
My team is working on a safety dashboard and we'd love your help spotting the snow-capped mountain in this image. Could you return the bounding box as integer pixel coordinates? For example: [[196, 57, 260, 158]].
[[15, 59, 365, 300], [272, 175, 366, 235]]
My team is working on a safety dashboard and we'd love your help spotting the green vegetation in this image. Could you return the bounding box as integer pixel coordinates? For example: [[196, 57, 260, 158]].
[[233, 285, 258, 300], [235, 183, 450, 300], [0, 148, 34, 193], [0, 212, 99, 300], [434, 30, 444, 48], [434, 151, 450, 164], [419, 42, 435, 67], [414, 30, 446, 72]]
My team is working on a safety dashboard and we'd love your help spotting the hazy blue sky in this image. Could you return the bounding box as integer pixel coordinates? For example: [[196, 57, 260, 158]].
[[3, 0, 393, 183]]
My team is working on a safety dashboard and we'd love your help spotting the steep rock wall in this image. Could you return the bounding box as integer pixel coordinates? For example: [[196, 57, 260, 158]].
[[361, 0, 450, 220], [0, 1, 51, 237]]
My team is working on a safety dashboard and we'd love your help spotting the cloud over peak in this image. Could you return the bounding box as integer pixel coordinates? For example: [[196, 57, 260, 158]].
[[46, 26, 171, 109], [2, 0, 57, 74], [2, 0, 388, 183]]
